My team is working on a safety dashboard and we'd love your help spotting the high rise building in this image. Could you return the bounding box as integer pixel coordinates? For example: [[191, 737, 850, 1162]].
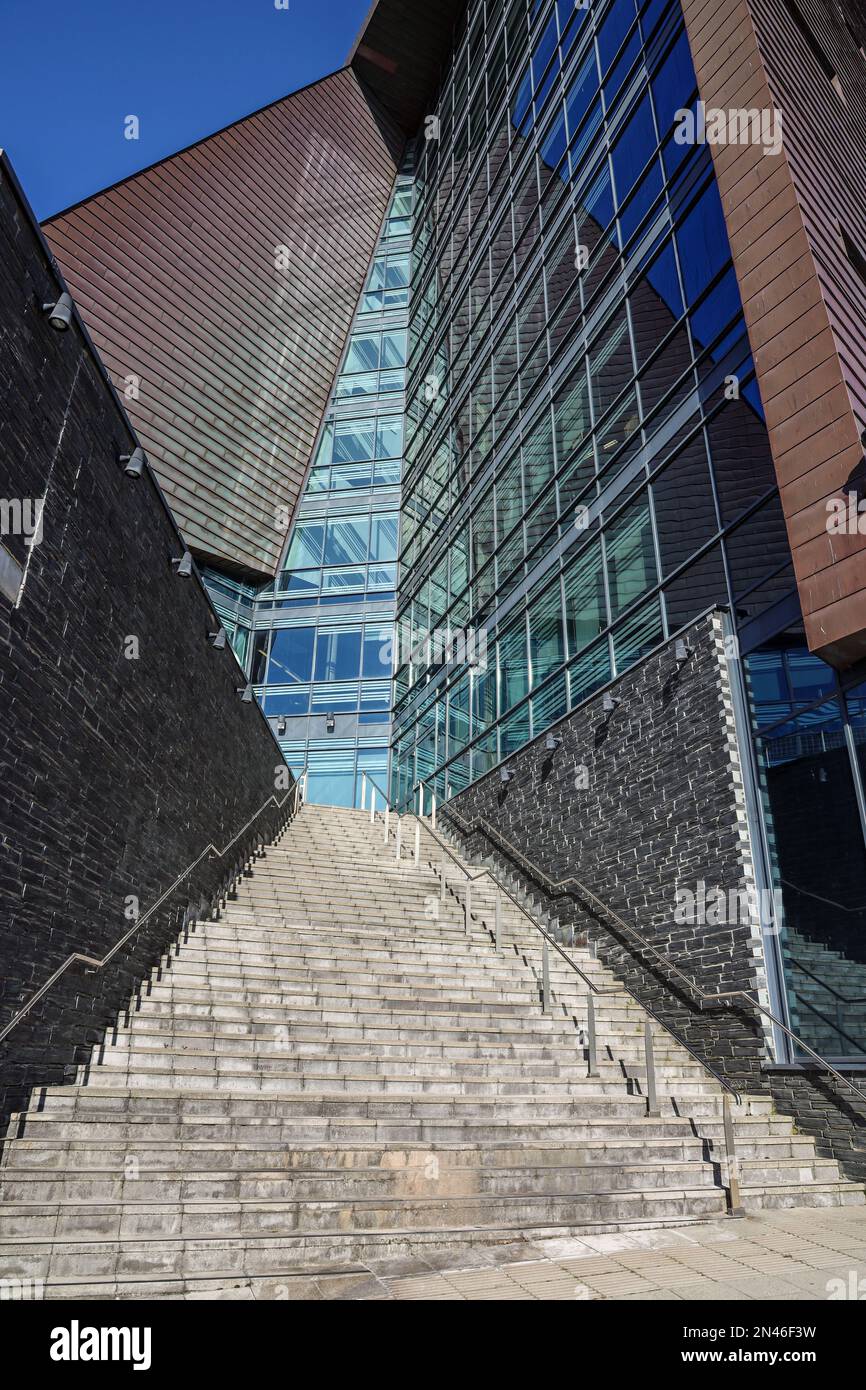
[[41, 0, 866, 1079]]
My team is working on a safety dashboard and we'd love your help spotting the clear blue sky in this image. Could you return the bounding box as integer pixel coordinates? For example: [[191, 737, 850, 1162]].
[[0, 0, 372, 219]]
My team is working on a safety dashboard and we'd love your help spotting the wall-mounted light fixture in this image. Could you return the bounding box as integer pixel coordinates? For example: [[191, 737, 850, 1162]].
[[500, 767, 514, 784], [171, 552, 193, 577], [675, 639, 692, 665], [545, 733, 563, 752], [277, 717, 287, 736], [237, 684, 254, 703], [603, 693, 622, 714], [326, 713, 336, 734], [119, 446, 146, 479], [209, 628, 227, 650], [42, 292, 73, 332]]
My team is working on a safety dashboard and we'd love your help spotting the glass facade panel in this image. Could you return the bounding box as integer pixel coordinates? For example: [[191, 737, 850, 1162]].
[[203, 175, 412, 808], [392, 2, 817, 1035]]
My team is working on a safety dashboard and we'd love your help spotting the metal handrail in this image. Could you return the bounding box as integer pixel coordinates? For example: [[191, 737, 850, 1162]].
[[0, 769, 309, 1045], [361, 772, 746, 1210], [441, 805, 866, 1109], [361, 774, 740, 1096]]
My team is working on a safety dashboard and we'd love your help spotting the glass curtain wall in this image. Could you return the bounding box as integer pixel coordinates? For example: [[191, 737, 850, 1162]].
[[390, 0, 866, 1059], [393, 0, 786, 811], [251, 175, 412, 808], [202, 175, 412, 810]]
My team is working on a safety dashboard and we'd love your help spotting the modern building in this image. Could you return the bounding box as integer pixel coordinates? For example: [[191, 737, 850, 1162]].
[[40, 0, 866, 1088]]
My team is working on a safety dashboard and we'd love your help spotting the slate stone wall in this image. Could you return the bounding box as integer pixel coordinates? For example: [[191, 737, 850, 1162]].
[[442, 611, 866, 1177], [0, 156, 293, 1128]]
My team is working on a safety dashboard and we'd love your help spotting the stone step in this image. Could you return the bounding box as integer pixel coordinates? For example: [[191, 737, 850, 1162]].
[[0, 1184, 732, 1243], [6, 1110, 793, 1147], [0, 1158, 736, 1206], [0, 1206, 735, 1290], [1, 1133, 818, 1172], [128, 992, 584, 1029], [107, 1022, 694, 1062], [3, 800, 858, 1295], [18, 1084, 772, 1123], [78, 1064, 726, 1100], [98, 1040, 709, 1081]]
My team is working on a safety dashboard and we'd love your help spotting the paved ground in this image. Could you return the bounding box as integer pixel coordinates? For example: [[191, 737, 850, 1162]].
[[186, 1206, 865, 1300]]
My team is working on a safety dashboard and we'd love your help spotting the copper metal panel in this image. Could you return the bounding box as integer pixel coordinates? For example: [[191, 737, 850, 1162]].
[[349, 0, 468, 134], [680, 0, 866, 667], [44, 69, 402, 581]]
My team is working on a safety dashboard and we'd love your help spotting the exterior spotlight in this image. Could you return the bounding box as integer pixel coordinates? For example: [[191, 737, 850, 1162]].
[[237, 685, 254, 703], [172, 552, 193, 577], [277, 717, 287, 736], [119, 446, 146, 478], [500, 767, 514, 784], [675, 639, 692, 664], [326, 713, 336, 733], [42, 291, 73, 331], [603, 693, 621, 714], [209, 628, 227, 650], [545, 733, 562, 752]]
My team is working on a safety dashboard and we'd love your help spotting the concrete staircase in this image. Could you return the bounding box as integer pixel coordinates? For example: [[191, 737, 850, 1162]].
[[1, 804, 862, 1298]]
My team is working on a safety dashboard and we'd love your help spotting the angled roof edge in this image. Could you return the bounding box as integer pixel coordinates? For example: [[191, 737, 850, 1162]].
[[349, 0, 468, 134], [43, 65, 355, 225]]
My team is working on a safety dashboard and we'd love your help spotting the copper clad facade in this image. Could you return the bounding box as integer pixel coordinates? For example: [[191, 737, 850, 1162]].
[[44, 69, 403, 581], [350, 0, 467, 134], [680, 0, 866, 667]]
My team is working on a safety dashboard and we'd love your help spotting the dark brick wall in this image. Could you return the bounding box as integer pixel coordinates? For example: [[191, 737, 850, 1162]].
[[0, 156, 293, 1128], [442, 611, 866, 1177]]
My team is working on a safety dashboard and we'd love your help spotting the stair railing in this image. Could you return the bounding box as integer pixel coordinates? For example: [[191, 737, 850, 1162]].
[[436, 803, 866, 1120], [359, 774, 745, 1214], [0, 767, 309, 1045]]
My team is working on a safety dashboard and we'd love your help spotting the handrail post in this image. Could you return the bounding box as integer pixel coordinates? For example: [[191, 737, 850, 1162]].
[[384, 805, 390, 844], [369, 788, 376, 825], [395, 817, 402, 862], [644, 1020, 660, 1117], [586, 994, 598, 1076], [542, 939, 551, 1014], [418, 781, 425, 817], [414, 821, 421, 868], [723, 1096, 745, 1217], [465, 880, 472, 933], [431, 794, 437, 829], [361, 772, 367, 811], [440, 857, 447, 900], [494, 895, 501, 953]]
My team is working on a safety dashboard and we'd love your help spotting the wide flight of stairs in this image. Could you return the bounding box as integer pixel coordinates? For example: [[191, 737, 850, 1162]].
[[1, 804, 862, 1298]]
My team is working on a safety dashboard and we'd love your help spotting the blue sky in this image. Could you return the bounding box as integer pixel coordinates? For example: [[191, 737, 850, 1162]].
[[0, 0, 372, 219]]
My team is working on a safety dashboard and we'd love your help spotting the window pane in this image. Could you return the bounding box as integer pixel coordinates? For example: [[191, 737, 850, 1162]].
[[363, 626, 393, 678], [344, 335, 381, 373], [376, 416, 404, 458], [314, 628, 362, 681], [564, 539, 606, 654], [324, 516, 370, 566], [606, 500, 657, 618], [529, 586, 566, 688], [370, 514, 399, 562], [286, 522, 325, 569], [498, 619, 529, 715], [269, 627, 315, 684], [333, 419, 376, 463]]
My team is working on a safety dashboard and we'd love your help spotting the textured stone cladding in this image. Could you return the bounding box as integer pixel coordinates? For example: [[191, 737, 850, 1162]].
[[0, 159, 293, 1127], [443, 611, 866, 1177]]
